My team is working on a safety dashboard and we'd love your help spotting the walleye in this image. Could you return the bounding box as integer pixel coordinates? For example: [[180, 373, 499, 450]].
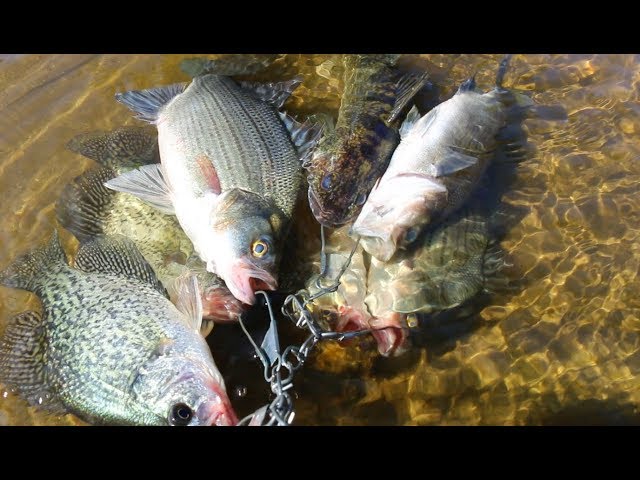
[[56, 127, 244, 325], [0, 233, 238, 426], [106, 68, 321, 305], [352, 55, 530, 261], [305, 54, 429, 227]]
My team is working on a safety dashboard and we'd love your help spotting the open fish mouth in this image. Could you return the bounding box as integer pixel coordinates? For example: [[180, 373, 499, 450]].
[[226, 260, 278, 305], [307, 187, 352, 228], [202, 287, 246, 322], [334, 306, 408, 357]]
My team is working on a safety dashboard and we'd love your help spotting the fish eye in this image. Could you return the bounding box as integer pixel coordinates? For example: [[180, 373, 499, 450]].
[[404, 228, 419, 244], [169, 403, 193, 426], [321, 174, 334, 190], [355, 193, 367, 206], [251, 238, 270, 258]]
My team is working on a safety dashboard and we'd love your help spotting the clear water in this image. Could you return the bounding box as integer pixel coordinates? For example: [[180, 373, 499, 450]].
[[1, 54, 639, 426]]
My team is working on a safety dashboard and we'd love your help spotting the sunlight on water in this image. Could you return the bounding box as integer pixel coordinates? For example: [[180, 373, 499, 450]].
[[1, 54, 639, 425]]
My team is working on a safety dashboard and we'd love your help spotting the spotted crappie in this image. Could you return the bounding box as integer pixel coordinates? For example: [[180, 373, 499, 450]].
[[56, 127, 244, 326], [0, 233, 237, 426], [106, 68, 321, 305], [353, 55, 530, 261], [305, 54, 429, 227]]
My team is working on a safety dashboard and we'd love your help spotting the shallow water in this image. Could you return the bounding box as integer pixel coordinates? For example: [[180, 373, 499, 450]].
[[1, 54, 640, 426]]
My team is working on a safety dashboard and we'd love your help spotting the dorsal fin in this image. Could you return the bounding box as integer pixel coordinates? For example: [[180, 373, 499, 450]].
[[387, 71, 430, 125], [56, 166, 116, 243], [66, 127, 158, 169], [278, 111, 324, 165], [74, 235, 168, 297], [239, 75, 303, 109], [0, 232, 67, 294], [180, 55, 283, 77], [115, 83, 187, 123]]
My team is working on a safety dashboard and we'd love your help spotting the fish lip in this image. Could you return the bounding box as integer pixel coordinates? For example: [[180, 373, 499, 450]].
[[369, 312, 409, 357], [198, 385, 239, 426], [226, 259, 278, 305], [307, 187, 351, 228]]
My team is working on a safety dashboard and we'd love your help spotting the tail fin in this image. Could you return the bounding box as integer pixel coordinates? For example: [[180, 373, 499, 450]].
[[0, 231, 67, 294], [496, 54, 513, 90]]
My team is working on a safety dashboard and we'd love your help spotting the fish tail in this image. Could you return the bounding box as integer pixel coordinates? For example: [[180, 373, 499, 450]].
[[495, 54, 513, 89], [0, 231, 67, 293]]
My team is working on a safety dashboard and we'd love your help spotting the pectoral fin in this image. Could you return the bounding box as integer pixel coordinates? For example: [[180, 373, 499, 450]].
[[104, 164, 175, 215]]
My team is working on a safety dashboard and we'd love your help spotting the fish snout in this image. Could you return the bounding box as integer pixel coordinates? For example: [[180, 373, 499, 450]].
[[198, 385, 239, 426], [226, 260, 278, 305]]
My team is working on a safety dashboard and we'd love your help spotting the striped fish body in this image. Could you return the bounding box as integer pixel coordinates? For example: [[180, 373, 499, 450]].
[[112, 74, 311, 305], [159, 74, 301, 219]]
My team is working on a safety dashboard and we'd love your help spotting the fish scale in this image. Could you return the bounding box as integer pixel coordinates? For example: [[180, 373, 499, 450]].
[[110, 71, 321, 305], [0, 234, 238, 426], [163, 75, 300, 217]]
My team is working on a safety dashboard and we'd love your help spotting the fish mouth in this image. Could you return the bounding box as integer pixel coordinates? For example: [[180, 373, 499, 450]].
[[307, 187, 352, 228], [226, 259, 278, 305], [334, 306, 408, 357], [369, 312, 409, 357], [201, 287, 246, 322], [198, 388, 239, 426]]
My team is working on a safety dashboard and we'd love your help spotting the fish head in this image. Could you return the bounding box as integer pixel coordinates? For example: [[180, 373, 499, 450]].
[[306, 127, 397, 227], [206, 189, 285, 305], [132, 338, 239, 426], [351, 173, 447, 261]]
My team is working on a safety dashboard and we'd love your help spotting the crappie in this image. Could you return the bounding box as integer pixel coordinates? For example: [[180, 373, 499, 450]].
[[306, 54, 429, 227], [352, 56, 528, 261], [107, 70, 321, 305], [56, 127, 244, 325], [0, 233, 237, 426]]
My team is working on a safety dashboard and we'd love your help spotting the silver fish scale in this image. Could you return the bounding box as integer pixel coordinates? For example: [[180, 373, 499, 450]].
[[164, 75, 301, 217], [34, 266, 206, 425]]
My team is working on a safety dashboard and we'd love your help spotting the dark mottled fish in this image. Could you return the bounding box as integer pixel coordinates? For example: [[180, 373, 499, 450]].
[[106, 65, 321, 305], [56, 127, 245, 326], [0, 233, 237, 426], [305, 54, 429, 227], [353, 55, 531, 261]]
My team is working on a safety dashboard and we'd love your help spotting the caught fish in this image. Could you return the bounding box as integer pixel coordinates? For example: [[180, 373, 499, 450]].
[[303, 226, 402, 356], [352, 55, 531, 261], [106, 66, 321, 305], [0, 233, 238, 426], [363, 207, 505, 353], [305, 54, 429, 227], [56, 127, 245, 326], [305, 207, 507, 357]]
